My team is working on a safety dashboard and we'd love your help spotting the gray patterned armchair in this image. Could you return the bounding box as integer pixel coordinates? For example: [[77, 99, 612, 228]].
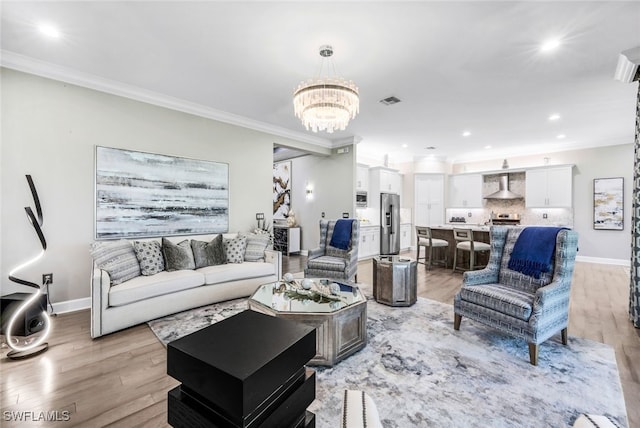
[[304, 219, 360, 282], [454, 226, 579, 365]]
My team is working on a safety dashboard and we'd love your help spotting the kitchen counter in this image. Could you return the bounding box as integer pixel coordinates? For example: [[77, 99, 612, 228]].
[[432, 224, 490, 232]]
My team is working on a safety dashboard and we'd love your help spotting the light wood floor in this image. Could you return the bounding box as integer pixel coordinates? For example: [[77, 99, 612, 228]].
[[1, 253, 638, 427]]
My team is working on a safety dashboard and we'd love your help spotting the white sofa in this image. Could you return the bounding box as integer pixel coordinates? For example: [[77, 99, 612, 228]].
[[90, 234, 281, 338]]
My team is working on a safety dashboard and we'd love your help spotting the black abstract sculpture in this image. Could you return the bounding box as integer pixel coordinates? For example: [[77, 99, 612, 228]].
[[5, 175, 50, 359]]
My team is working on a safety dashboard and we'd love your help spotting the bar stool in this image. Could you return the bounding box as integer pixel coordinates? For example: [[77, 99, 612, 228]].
[[416, 226, 449, 270], [452, 228, 491, 273]]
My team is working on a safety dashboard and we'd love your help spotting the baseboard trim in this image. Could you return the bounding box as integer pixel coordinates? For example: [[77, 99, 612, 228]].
[[52, 297, 90, 314], [575, 255, 630, 267]]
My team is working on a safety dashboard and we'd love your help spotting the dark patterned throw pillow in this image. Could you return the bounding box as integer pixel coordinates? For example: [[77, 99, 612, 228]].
[[191, 235, 226, 268], [162, 238, 196, 271]]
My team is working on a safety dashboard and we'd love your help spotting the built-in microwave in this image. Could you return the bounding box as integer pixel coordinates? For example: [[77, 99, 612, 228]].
[[356, 191, 368, 207]]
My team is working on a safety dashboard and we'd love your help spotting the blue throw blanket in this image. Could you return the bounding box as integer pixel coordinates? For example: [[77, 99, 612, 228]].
[[507, 227, 567, 279], [330, 219, 355, 250]]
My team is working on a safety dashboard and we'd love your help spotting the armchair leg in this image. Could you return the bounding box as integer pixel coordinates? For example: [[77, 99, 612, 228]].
[[561, 328, 568, 345], [454, 313, 462, 330], [528, 343, 539, 366]]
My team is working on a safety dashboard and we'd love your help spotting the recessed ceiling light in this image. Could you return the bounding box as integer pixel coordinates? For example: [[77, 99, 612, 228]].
[[540, 39, 561, 52], [484, 145, 492, 150], [556, 134, 566, 139], [548, 114, 561, 121], [38, 23, 61, 38], [462, 131, 471, 137], [402, 144, 408, 148]]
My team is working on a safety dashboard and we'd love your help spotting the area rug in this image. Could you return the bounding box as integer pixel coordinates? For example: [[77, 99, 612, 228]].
[[148, 297, 628, 428]]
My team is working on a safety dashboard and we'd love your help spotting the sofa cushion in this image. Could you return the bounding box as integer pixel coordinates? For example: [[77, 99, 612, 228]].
[[198, 261, 275, 285], [191, 235, 226, 268], [90, 240, 141, 285], [307, 256, 347, 272], [133, 240, 165, 276], [243, 233, 270, 262], [109, 270, 205, 307], [162, 238, 196, 271], [224, 235, 247, 264], [459, 284, 534, 321]]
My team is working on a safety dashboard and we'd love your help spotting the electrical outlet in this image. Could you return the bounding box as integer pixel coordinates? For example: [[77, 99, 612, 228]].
[[543, 213, 548, 219], [468, 212, 472, 217], [42, 273, 53, 285], [321, 212, 325, 218]]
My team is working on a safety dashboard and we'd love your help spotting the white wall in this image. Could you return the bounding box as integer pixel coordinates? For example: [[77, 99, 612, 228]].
[[0, 68, 306, 303], [289, 147, 356, 250]]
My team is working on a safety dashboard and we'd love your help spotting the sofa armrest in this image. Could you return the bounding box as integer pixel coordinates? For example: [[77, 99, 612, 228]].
[[307, 247, 323, 260], [533, 279, 571, 310], [90, 263, 111, 338], [462, 268, 499, 286], [264, 249, 282, 280]]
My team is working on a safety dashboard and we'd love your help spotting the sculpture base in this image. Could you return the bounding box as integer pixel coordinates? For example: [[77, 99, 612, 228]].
[[7, 342, 48, 360]]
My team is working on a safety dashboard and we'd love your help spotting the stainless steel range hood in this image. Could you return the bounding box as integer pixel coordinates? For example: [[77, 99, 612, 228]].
[[484, 174, 523, 200]]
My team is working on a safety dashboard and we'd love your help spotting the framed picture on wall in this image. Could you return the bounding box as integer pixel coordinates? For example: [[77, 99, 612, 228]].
[[593, 177, 624, 230], [95, 146, 229, 239], [273, 161, 291, 219]]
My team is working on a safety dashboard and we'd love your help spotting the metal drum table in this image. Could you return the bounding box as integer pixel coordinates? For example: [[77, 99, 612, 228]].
[[373, 256, 417, 307]]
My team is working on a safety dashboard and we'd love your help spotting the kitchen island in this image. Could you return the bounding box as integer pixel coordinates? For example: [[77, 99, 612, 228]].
[[427, 224, 491, 270]]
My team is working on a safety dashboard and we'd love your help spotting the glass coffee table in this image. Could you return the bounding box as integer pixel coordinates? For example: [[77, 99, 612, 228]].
[[248, 278, 367, 366]]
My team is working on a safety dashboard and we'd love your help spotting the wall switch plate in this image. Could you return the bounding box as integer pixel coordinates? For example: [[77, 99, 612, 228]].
[[42, 273, 53, 285], [321, 212, 325, 218], [342, 212, 349, 218], [468, 212, 472, 217]]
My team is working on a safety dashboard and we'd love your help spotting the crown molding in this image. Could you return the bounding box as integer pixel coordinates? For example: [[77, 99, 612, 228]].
[[0, 50, 333, 149]]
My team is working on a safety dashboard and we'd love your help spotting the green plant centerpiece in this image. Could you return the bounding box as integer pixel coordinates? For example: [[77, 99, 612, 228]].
[[277, 276, 344, 304]]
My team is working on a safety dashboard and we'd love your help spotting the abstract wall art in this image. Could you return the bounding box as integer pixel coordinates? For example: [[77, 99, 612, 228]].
[[273, 161, 291, 219], [593, 177, 624, 230], [95, 146, 229, 239]]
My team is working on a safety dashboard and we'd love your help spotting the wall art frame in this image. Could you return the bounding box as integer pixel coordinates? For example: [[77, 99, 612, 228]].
[[95, 146, 229, 239], [273, 161, 291, 219], [593, 177, 624, 230]]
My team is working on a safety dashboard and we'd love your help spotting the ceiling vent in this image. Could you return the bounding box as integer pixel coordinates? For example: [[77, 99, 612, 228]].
[[379, 96, 401, 106]]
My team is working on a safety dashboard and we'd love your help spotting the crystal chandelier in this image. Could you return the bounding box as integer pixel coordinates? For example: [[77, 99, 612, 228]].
[[293, 45, 359, 133]]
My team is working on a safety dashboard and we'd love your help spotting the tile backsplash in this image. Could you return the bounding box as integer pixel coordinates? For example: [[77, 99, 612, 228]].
[[446, 172, 574, 227]]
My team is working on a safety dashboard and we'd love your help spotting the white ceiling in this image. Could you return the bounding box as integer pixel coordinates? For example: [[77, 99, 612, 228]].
[[2, 1, 639, 164]]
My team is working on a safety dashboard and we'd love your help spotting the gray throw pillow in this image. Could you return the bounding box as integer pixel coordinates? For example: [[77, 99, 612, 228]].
[[224, 236, 247, 264], [191, 235, 226, 268], [243, 233, 270, 262], [90, 240, 141, 285], [133, 240, 165, 276], [162, 238, 196, 271]]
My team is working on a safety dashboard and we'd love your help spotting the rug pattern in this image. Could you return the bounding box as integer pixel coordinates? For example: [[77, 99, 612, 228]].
[[148, 296, 628, 428]]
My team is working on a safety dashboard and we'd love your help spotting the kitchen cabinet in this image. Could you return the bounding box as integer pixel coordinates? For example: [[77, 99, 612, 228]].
[[414, 174, 444, 226], [356, 164, 369, 192], [525, 165, 573, 208], [400, 223, 412, 250], [370, 167, 402, 195], [449, 174, 483, 208], [358, 226, 379, 259]]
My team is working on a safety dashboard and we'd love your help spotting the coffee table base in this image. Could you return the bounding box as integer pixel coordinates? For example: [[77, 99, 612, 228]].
[[248, 301, 367, 367]]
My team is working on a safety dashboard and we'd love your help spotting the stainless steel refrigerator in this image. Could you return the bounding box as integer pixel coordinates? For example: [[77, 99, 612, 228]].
[[380, 192, 400, 255]]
